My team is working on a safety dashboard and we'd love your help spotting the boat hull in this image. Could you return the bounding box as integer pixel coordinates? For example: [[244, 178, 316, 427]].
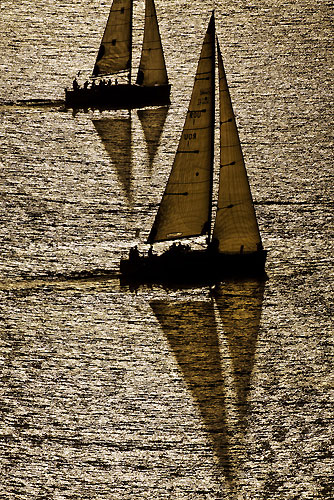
[[120, 249, 267, 284], [65, 84, 171, 109]]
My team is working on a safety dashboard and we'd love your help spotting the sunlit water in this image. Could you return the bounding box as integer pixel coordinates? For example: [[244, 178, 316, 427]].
[[0, 0, 332, 498]]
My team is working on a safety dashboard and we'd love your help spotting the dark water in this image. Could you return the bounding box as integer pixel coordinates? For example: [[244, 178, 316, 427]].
[[0, 0, 333, 498]]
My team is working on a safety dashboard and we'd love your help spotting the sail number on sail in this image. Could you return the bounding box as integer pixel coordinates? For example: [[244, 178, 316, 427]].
[[184, 133, 197, 140], [189, 110, 206, 118]]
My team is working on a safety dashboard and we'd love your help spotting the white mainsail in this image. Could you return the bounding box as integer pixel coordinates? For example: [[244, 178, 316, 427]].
[[136, 0, 169, 86], [148, 15, 215, 243], [212, 42, 262, 253], [93, 0, 132, 76]]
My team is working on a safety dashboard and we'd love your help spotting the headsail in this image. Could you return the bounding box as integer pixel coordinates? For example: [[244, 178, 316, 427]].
[[212, 41, 262, 253], [93, 0, 132, 77], [148, 14, 215, 243], [136, 0, 169, 86]]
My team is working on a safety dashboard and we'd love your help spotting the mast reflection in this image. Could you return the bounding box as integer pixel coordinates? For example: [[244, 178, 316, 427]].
[[92, 116, 133, 204], [151, 300, 232, 477]]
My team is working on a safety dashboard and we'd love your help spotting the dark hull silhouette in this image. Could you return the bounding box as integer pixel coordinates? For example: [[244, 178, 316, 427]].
[[65, 84, 171, 109], [120, 249, 267, 284]]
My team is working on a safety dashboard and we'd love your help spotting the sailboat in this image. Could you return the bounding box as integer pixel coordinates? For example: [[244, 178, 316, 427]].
[[120, 12, 267, 282], [65, 0, 170, 109]]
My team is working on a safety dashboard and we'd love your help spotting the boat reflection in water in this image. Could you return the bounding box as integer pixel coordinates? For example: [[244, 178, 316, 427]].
[[93, 107, 168, 205], [151, 279, 265, 481]]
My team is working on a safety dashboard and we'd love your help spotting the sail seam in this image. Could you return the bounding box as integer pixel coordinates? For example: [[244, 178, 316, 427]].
[[103, 39, 130, 44], [220, 161, 236, 168], [183, 126, 211, 131], [168, 179, 211, 184], [165, 192, 188, 196], [177, 150, 199, 154]]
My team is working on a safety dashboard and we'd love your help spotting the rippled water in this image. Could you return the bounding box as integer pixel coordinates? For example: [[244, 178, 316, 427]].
[[0, 0, 333, 498]]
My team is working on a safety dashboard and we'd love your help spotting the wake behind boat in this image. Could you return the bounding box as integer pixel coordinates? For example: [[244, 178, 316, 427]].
[[65, 0, 171, 110], [120, 12, 267, 283]]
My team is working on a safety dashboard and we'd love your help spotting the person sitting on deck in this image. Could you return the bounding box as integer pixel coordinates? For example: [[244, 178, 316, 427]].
[[167, 242, 189, 256], [129, 245, 140, 262], [73, 77, 79, 90], [83, 80, 89, 89]]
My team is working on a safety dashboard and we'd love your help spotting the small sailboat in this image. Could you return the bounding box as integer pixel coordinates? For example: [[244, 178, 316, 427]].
[[65, 0, 170, 109], [120, 12, 267, 283]]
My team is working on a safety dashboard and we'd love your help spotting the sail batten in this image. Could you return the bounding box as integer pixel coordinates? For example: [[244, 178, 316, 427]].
[[136, 0, 169, 86], [148, 14, 215, 244]]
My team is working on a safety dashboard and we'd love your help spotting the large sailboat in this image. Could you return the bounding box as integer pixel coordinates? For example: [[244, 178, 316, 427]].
[[65, 0, 170, 109], [120, 12, 267, 282]]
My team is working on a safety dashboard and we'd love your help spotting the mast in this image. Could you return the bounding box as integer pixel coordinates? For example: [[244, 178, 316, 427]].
[[207, 12, 216, 246], [148, 13, 215, 244], [129, 0, 133, 84]]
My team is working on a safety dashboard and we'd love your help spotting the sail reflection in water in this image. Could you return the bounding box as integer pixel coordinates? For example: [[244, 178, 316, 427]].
[[93, 108, 168, 204], [213, 280, 265, 431], [151, 280, 265, 478], [137, 106, 168, 171], [151, 300, 231, 477], [93, 117, 132, 203]]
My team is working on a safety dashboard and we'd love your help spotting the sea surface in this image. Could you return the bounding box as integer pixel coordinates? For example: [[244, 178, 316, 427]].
[[0, 0, 333, 499]]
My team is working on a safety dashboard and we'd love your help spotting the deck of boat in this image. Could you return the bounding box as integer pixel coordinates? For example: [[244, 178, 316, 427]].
[[65, 84, 171, 109], [120, 249, 268, 284]]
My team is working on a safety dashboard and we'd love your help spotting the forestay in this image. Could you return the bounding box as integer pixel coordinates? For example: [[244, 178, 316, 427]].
[[148, 15, 215, 243], [212, 42, 262, 253], [93, 0, 132, 76], [136, 0, 169, 86]]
